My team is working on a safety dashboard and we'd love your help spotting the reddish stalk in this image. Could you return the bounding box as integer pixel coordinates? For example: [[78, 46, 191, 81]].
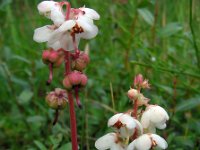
[[75, 86, 82, 108], [65, 50, 78, 150], [72, 34, 80, 57], [46, 63, 53, 85]]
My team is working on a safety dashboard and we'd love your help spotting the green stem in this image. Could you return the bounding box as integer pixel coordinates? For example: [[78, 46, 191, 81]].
[[189, 0, 200, 69]]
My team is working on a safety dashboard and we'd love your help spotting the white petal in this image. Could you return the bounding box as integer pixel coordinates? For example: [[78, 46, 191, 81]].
[[127, 141, 136, 150], [47, 41, 61, 50], [80, 24, 98, 39], [119, 126, 134, 138], [108, 113, 123, 127], [148, 124, 156, 133], [48, 30, 63, 45], [120, 114, 136, 130], [134, 134, 151, 150], [37, 1, 57, 14], [95, 133, 116, 150], [80, 7, 100, 20], [60, 33, 80, 51], [133, 119, 143, 135], [156, 123, 167, 129], [50, 8, 65, 26], [151, 134, 168, 149], [58, 20, 76, 32], [33, 25, 54, 43], [141, 110, 150, 129], [110, 144, 125, 150], [149, 105, 169, 124]]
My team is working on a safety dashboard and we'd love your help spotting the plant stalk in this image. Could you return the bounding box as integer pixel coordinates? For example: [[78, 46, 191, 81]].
[[65, 51, 78, 150]]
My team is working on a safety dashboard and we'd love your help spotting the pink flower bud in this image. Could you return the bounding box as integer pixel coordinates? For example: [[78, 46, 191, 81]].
[[54, 57, 64, 67], [80, 74, 88, 86], [127, 89, 139, 100], [49, 50, 59, 62], [42, 50, 51, 64], [68, 71, 82, 85], [134, 74, 143, 87], [72, 52, 90, 71], [45, 88, 68, 110], [63, 76, 73, 90]]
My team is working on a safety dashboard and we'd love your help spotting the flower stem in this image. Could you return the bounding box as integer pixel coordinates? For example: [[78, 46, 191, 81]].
[[65, 50, 78, 150], [46, 63, 53, 85]]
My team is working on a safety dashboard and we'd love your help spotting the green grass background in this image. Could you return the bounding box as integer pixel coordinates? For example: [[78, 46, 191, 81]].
[[0, 0, 200, 149]]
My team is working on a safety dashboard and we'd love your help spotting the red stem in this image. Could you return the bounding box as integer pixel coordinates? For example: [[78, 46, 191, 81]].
[[72, 34, 80, 57], [46, 63, 53, 85], [65, 50, 78, 150], [133, 99, 138, 119], [75, 86, 82, 108]]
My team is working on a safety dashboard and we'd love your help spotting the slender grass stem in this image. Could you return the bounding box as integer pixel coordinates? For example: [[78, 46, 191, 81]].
[[189, 0, 200, 69]]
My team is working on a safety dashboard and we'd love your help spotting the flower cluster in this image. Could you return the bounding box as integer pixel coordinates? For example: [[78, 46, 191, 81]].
[[95, 74, 169, 150], [33, 1, 99, 149], [33, 0, 99, 109]]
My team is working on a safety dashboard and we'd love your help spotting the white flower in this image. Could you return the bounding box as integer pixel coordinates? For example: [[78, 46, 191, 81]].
[[108, 113, 143, 138], [141, 105, 169, 133], [127, 134, 168, 150], [33, 2, 100, 51], [95, 133, 126, 150], [37, 1, 65, 26]]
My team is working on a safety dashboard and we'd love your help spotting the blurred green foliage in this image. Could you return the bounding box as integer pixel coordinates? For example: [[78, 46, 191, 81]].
[[0, 0, 200, 149]]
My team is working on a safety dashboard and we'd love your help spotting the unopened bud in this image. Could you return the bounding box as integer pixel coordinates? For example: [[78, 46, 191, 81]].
[[134, 74, 143, 87], [49, 50, 59, 62], [42, 50, 51, 64], [63, 71, 88, 90], [72, 52, 90, 71], [42, 49, 64, 67], [127, 88, 139, 100], [45, 88, 68, 109]]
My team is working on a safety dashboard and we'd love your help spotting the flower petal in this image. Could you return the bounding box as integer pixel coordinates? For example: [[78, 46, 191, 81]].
[[95, 133, 116, 150], [156, 123, 167, 129], [58, 20, 76, 32], [110, 144, 125, 150], [151, 134, 168, 149], [33, 25, 54, 43], [108, 113, 123, 127], [80, 24, 98, 39], [133, 118, 143, 135], [134, 134, 151, 150], [127, 141, 136, 150], [50, 8, 65, 26], [120, 114, 136, 130], [80, 7, 100, 20], [141, 110, 150, 128], [37, 1, 57, 14], [47, 41, 62, 50]]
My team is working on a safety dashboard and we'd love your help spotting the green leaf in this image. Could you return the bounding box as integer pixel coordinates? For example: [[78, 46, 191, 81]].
[[0, 0, 12, 11], [158, 22, 183, 37], [18, 90, 33, 104], [34, 140, 47, 150], [137, 8, 154, 26], [176, 97, 200, 112], [26, 116, 45, 123], [11, 55, 31, 64], [58, 143, 72, 150]]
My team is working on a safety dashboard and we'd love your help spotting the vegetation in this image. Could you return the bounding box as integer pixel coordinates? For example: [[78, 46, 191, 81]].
[[0, 0, 200, 149]]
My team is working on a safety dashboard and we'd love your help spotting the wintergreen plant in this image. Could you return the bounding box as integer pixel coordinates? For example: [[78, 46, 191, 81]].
[[95, 74, 169, 150], [33, 1, 99, 150]]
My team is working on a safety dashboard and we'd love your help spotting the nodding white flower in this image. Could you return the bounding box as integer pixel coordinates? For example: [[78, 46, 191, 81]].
[[127, 134, 168, 150], [141, 105, 169, 133], [37, 1, 65, 26], [108, 113, 143, 138], [95, 133, 126, 150], [33, 2, 100, 51]]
